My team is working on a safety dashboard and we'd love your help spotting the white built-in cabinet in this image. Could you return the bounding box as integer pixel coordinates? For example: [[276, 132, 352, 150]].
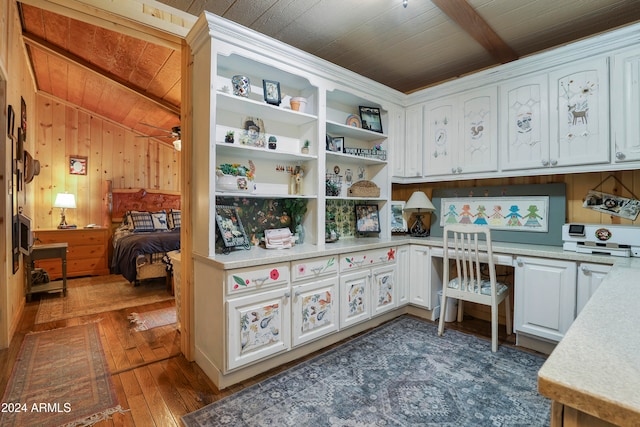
[[576, 262, 612, 315], [408, 245, 433, 309], [395, 245, 410, 306], [548, 57, 610, 167], [611, 46, 640, 163], [514, 256, 577, 342], [400, 105, 423, 177], [424, 87, 498, 176]]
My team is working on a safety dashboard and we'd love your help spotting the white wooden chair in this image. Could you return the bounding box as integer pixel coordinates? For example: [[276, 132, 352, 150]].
[[437, 224, 512, 352]]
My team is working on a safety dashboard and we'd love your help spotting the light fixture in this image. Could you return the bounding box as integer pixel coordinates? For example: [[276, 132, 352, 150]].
[[53, 193, 76, 229], [173, 138, 182, 151], [403, 191, 435, 237], [403, 0, 408, 8]]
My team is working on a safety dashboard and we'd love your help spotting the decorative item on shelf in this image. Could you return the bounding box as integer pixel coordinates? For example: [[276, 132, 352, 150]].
[[283, 198, 308, 244], [53, 192, 77, 229], [262, 79, 281, 106], [348, 180, 380, 198], [326, 173, 342, 197], [343, 146, 387, 160], [264, 228, 294, 249], [268, 136, 277, 150], [215, 205, 250, 254], [355, 204, 381, 234], [290, 96, 307, 112], [345, 114, 361, 128], [239, 117, 266, 147], [289, 164, 304, 195], [231, 75, 250, 97], [216, 161, 256, 193], [359, 106, 383, 133], [325, 212, 339, 242], [301, 139, 310, 154], [330, 137, 344, 152], [403, 191, 436, 237], [225, 131, 235, 143], [390, 201, 408, 233]]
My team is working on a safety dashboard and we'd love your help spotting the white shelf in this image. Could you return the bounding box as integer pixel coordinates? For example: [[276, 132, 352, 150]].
[[326, 150, 386, 165], [217, 92, 317, 126], [217, 142, 317, 162], [326, 196, 388, 202], [216, 192, 316, 199], [326, 120, 387, 141]]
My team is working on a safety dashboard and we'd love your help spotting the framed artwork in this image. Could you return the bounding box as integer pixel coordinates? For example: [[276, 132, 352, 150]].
[[359, 106, 383, 133], [239, 116, 266, 147], [69, 156, 88, 175], [262, 80, 281, 106], [583, 190, 640, 221], [7, 104, 14, 137], [216, 205, 250, 254], [390, 201, 408, 233], [355, 204, 381, 234], [331, 137, 344, 152]]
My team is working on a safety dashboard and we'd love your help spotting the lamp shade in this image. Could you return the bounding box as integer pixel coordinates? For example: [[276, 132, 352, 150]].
[[404, 191, 435, 212], [53, 193, 76, 209]]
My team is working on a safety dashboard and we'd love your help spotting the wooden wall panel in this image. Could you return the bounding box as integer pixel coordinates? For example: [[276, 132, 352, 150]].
[[392, 171, 640, 228], [32, 93, 181, 230]]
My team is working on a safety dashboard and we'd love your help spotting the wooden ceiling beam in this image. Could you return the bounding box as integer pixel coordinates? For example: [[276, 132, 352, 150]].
[[431, 0, 518, 64], [22, 31, 181, 117]]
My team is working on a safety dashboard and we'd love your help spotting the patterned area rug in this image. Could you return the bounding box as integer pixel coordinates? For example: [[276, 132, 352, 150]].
[[0, 323, 127, 427], [183, 316, 550, 427], [35, 275, 173, 324], [128, 306, 177, 331]]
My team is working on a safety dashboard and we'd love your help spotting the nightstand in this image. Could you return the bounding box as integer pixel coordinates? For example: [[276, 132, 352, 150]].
[[25, 243, 68, 302]]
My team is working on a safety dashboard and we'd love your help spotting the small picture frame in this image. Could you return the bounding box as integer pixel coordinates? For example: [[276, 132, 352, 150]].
[[215, 205, 251, 254], [331, 137, 344, 152], [390, 201, 408, 233], [355, 204, 381, 234], [262, 80, 281, 106], [7, 104, 15, 137], [69, 156, 88, 175], [359, 106, 383, 133]]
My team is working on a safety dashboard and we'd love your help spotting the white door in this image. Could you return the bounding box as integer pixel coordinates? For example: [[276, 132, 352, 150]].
[[396, 245, 410, 306], [371, 264, 397, 316], [227, 288, 291, 370], [576, 263, 612, 315], [403, 105, 424, 177], [424, 97, 457, 176], [500, 74, 549, 170], [458, 86, 498, 174], [291, 276, 339, 347], [514, 257, 576, 342], [549, 57, 610, 167], [611, 46, 640, 163], [409, 245, 431, 308], [339, 270, 371, 328]]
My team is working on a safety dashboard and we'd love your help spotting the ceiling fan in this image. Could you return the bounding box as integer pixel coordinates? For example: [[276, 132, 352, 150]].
[[137, 123, 182, 151]]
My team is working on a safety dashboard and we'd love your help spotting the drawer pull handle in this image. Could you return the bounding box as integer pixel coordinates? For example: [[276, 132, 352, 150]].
[[311, 266, 324, 275], [581, 265, 591, 274], [252, 277, 269, 287]]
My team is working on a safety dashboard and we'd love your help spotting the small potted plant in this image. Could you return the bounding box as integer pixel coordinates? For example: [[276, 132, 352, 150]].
[[301, 140, 310, 154], [225, 131, 234, 143], [268, 135, 277, 150]]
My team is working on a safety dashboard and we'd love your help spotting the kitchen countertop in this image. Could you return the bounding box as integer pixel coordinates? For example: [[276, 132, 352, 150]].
[[195, 236, 640, 424]]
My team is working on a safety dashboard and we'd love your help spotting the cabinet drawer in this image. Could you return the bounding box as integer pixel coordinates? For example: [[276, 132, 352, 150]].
[[35, 257, 108, 280], [66, 244, 107, 260], [340, 247, 397, 271], [291, 256, 338, 282], [227, 263, 290, 295]]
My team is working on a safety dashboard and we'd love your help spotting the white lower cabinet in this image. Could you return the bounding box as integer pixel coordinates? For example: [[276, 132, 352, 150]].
[[408, 245, 433, 308], [396, 245, 410, 305], [514, 256, 577, 342], [576, 262, 612, 315], [227, 287, 291, 370]]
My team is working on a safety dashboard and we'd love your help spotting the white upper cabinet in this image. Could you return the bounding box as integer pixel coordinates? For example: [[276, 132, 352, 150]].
[[611, 46, 640, 163], [549, 57, 610, 167], [424, 87, 498, 176], [500, 74, 549, 171], [401, 105, 423, 177]]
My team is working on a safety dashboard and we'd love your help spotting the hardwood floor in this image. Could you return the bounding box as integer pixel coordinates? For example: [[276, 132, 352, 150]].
[[0, 275, 539, 426]]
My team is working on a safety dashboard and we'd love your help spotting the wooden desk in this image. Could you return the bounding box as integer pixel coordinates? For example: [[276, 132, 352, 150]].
[[26, 243, 68, 302]]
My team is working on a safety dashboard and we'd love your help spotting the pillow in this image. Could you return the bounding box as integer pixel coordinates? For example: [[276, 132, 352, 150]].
[[129, 211, 155, 232], [151, 210, 169, 230], [169, 209, 181, 229]]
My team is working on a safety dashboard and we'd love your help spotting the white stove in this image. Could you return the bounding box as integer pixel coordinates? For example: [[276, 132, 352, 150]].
[[562, 223, 640, 257]]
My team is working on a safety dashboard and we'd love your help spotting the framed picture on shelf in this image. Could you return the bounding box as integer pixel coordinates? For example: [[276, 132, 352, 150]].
[[359, 106, 383, 133], [215, 205, 250, 253], [331, 137, 344, 152], [355, 204, 381, 234], [69, 156, 87, 175], [262, 80, 281, 106], [390, 201, 408, 233]]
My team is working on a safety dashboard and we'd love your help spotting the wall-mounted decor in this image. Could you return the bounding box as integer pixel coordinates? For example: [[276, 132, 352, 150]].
[[390, 201, 407, 233], [7, 104, 14, 136], [439, 196, 549, 232], [582, 175, 640, 221], [20, 96, 27, 140], [359, 106, 382, 133], [69, 156, 87, 175], [262, 80, 281, 106]]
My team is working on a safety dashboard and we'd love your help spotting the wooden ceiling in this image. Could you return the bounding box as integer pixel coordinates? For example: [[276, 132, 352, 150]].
[[16, 0, 640, 144]]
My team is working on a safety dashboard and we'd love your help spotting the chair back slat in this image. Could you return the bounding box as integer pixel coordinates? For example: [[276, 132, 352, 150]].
[[444, 224, 496, 296]]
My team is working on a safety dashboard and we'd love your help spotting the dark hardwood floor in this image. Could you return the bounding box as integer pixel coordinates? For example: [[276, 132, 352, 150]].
[[0, 275, 539, 426]]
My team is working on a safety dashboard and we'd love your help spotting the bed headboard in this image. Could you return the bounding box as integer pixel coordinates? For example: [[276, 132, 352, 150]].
[[111, 188, 181, 222]]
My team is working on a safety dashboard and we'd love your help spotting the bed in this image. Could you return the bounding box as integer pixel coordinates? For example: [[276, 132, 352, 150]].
[[110, 189, 181, 285]]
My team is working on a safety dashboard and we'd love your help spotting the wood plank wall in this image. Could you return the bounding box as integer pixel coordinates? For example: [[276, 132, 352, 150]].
[[32, 93, 181, 230], [392, 171, 640, 228]]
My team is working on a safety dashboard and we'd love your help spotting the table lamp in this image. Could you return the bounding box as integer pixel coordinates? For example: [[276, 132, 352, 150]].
[[54, 193, 76, 229], [403, 191, 435, 237]]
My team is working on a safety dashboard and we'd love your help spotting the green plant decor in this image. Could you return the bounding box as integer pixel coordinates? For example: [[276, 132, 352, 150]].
[[283, 198, 308, 233]]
